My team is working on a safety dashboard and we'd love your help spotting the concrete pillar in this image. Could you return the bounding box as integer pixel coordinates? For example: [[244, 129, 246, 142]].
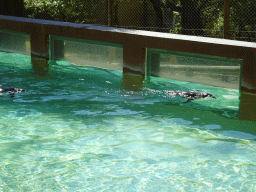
[[30, 25, 49, 74], [239, 92, 256, 122], [240, 51, 256, 95], [239, 50, 256, 121], [122, 44, 145, 90]]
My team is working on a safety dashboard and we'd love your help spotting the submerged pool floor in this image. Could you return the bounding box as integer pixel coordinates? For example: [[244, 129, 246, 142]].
[[0, 52, 256, 191]]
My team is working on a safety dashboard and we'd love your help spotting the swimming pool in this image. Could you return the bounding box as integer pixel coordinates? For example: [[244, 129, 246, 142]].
[[0, 52, 256, 191]]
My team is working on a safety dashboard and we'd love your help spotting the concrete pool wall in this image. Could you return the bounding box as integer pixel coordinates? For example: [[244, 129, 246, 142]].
[[0, 15, 255, 121]]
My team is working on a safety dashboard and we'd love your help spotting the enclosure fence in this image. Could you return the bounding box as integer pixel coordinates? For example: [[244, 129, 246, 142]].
[[17, 0, 254, 42], [1, 0, 255, 42]]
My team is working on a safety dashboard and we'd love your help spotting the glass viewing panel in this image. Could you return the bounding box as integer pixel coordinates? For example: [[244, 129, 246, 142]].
[[0, 30, 30, 56], [51, 36, 123, 71], [147, 49, 242, 89]]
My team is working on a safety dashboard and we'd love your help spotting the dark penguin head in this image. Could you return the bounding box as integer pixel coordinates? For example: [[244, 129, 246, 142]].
[[0, 87, 27, 98], [200, 92, 216, 99]]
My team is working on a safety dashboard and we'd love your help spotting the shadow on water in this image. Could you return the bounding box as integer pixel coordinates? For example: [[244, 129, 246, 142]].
[[3, 86, 255, 140]]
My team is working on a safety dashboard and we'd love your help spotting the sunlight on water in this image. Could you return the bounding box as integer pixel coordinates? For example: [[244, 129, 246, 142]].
[[0, 52, 256, 191]]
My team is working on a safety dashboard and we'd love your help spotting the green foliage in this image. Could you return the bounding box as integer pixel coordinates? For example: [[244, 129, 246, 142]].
[[24, 0, 256, 41], [200, 0, 224, 37], [168, 0, 224, 36], [170, 0, 255, 40], [171, 11, 182, 34], [230, 0, 256, 40], [24, 0, 103, 23]]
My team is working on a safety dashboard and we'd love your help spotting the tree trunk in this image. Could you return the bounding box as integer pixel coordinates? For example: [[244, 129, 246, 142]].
[[149, 0, 165, 32], [180, 0, 203, 36]]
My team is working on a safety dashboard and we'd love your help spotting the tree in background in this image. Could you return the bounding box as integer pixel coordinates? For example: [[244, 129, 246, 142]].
[[200, 0, 223, 38], [0, 0, 25, 17], [24, 0, 106, 24], [148, 0, 203, 35], [21, 0, 255, 41], [148, 0, 165, 32], [231, 0, 256, 41], [179, 0, 203, 36]]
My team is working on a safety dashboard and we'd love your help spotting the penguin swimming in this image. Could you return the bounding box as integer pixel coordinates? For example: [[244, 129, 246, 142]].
[[168, 91, 217, 103], [0, 87, 27, 98]]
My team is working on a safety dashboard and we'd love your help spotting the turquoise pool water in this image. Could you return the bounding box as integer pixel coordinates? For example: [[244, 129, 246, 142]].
[[0, 52, 256, 191]]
